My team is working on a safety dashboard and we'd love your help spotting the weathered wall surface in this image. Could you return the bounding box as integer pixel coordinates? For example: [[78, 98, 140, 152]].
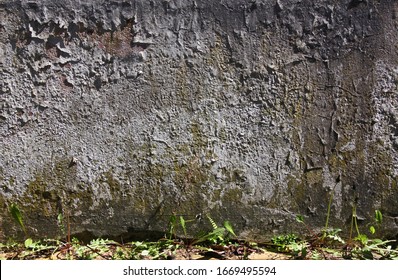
[[1, 0, 398, 241]]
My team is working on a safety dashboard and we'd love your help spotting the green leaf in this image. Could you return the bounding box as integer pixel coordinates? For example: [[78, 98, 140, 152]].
[[24, 238, 33, 248], [193, 227, 225, 245], [296, 215, 304, 224], [169, 215, 177, 225], [168, 215, 177, 238], [180, 216, 187, 236], [9, 203, 26, 234], [369, 226, 376, 235], [141, 250, 149, 256], [57, 213, 63, 225], [223, 220, 237, 237], [354, 234, 369, 246], [375, 210, 383, 224], [206, 214, 218, 230], [328, 233, 345, 244]]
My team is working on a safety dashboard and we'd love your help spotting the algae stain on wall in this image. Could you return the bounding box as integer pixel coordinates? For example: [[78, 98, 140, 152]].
[[1, 157, 96, 239], [2, 0, 398, 241]]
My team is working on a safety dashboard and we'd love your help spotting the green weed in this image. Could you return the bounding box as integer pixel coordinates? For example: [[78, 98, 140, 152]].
[[293, 198, 397, 259], [192, 214, 237, 246], [9, 203, 27, 236]]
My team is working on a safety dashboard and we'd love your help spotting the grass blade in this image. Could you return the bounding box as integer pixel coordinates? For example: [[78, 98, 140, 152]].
[[375, 210, 383, 224], [180, 216, 187, 236], [223, 220, 236, 237], [9, 203, 26, 235]]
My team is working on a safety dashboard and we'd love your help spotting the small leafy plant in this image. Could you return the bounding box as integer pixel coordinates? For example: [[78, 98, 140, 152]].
[[167, 214, 196, 240], [271, 233, 300, 252], [294, 201, 398, 259], [192, 214, 237, 246], [346, 209, 398, 259], [167, 213, 237, 246], [129, 240, 174, 260]]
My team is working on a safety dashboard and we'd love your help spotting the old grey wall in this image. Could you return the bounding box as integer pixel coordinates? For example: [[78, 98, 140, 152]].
[[1, 0, 398, 241]]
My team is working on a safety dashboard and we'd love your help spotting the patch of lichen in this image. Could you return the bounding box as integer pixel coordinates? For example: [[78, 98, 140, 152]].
[[12, 158, 93, 229], [172, 189, 210, 214], [2, 177, 94, 241], [205, 33, 236, 86], [305, 169, 323, 186], [122, 132, 219, 226], [172, 158, 208, 190], [123, 142, 166, 213], [0, 193, 14, 241], [327, 153, 347, 172], [101, 169, 122, 196], [0, 168, 16, 194], [26, 174, 52, 203], [0, 166, 4, 183], [190, 122, 208, 150], [287, 169, 323, 194], [365, 148, 398, 212], [324, 140, 398, 225], [175, 60, 189, 103], [287, 175, 308, 211], [125, 159, 214, 233], [281, 85, 310, 123], [221, 187, 243, 205], [206, 34, 227, 70], [210, 187, 222, 202], [332, 143, 392, 186], [381, 176, 398, 215], [391, 177, 398, 191], [375, 170, 390, 188]]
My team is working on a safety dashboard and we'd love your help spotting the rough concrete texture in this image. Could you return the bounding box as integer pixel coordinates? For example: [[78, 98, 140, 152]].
[[1, 0, 398, 241]]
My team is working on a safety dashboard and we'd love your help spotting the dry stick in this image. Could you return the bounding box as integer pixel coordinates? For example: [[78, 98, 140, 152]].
[[86, 244, 111, 260]]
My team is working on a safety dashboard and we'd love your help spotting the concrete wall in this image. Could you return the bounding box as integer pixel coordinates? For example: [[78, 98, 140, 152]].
[[1, 0, 398, 241]]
